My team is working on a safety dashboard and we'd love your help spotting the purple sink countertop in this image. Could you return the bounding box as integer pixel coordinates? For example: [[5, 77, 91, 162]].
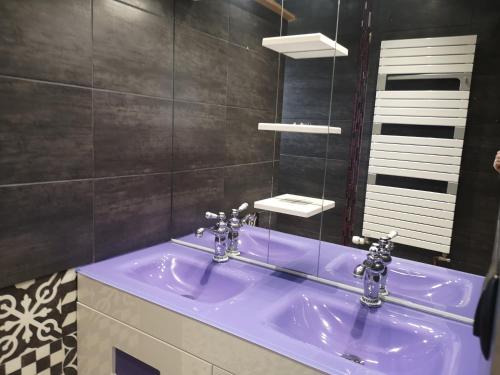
[[178, 226, 484, 319], [78, 242, 489, 375]]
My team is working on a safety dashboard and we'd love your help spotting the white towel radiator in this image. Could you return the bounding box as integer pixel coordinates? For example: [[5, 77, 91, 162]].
[[362, 35, 477, 254]]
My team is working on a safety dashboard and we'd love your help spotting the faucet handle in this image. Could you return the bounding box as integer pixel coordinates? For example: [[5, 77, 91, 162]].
[[205, 211, 218, 220], [205, 211, 226, 221], [352, 235, 371, 246], [195, 228, 205, 238], [231, 202, 248, 216], [381, 230, 398, 241]]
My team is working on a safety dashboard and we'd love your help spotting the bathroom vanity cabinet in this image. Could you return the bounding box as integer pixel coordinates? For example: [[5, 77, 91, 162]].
[[78, 275, 323, 375]]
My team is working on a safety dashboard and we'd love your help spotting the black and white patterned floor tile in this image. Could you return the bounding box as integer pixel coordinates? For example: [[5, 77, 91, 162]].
[[0, 269, 78, 375]]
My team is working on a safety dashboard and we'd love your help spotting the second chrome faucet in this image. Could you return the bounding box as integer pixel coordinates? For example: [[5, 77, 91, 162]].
[[353, 231, 398, 308]]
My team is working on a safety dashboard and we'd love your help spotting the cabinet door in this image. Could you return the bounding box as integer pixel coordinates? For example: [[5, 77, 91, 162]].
[[78, 303, 212, 375]]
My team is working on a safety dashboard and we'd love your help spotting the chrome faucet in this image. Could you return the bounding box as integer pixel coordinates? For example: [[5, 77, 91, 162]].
[[360, 244, 385, 308], [352, 230, 398, 307], [196, 212, 230, 263], [227, 202, 249, 256]]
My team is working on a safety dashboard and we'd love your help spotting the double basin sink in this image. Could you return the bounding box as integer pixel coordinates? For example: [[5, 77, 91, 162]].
[[79, 240, 488, 375], [178, 225, 483, 318]]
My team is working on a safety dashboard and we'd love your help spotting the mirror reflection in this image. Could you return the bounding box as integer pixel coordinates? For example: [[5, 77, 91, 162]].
[[178, 0, 500, 318]]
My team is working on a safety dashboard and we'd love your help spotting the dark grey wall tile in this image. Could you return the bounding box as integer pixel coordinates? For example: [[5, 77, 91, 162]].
[[338, 0, 364, 36], [327, 121, 352, 160], [285, 0, 339, 40], [461, 123, 500, 174], [279, 120, 351, 160], [94, 174, 171, 261], [282, 58, 333, 121], [280, 131, 328, 159], [174, 25, 228, 105], [330, 59, 358, 122], [0, 78, 92, 185], [227, 45, 278, 111], [372, 0, 473, 32], [0, 181, 93, 288], [320, 203, 347, 244], [118, 0, 172, 17], [224, 162, 274, 212], [93, 0, 173, 97], [172, 169, 225, 237], [173, 101, 226, 171], [176, 0, 229, 40], [278, 155, 325, 197], [323, 158, 348, 199], [468, 75, 500, 125], [226, 107, 275, 165], [274, 214, 321, 240], [0, 0, 92, 85], [94, 91, 172, 177], [229, 0, 281, 55]]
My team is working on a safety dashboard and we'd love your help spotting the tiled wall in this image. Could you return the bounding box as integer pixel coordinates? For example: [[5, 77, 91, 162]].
[[0, 0, 281, 372]]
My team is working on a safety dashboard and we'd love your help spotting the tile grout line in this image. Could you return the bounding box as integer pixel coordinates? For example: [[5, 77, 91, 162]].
[[0, 163, 277, 189], [170, 1, 176, 241], [0, 73, 278, 113], [91, 0, 96, 264]]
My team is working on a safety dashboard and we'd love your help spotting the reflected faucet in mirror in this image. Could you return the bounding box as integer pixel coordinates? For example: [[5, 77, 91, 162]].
[[227, 202, 249, 256], [352, 231, 398, 308], [196, 203, 257, 262]]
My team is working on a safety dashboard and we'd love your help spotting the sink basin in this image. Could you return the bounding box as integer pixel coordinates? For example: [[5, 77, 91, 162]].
[[265, 290, 457, 375], [126, 252, 253, 303], [178, 225, 483, 317], [322, 252, 477, 312]]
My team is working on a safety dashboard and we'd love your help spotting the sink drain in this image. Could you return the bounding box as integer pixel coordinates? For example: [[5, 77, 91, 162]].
[[341, 353, 365, 365]]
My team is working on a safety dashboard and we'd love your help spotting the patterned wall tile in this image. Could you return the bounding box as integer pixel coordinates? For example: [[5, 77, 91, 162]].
[[0, 269, 77, 375]]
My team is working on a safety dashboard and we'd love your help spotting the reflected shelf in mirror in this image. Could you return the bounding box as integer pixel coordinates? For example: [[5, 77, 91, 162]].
[[258, 122, 342, 134], [254, 194, 335, 218], [262, 33, 348, 59]]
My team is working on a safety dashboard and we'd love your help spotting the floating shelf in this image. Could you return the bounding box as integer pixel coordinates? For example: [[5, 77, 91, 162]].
[[254, 194, 335, 218], [262, 33, 348, 59], [258, 123, 342, 134]]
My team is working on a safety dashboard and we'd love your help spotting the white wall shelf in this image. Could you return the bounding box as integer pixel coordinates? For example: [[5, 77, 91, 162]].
[[254, 194, 335, 218], [262, 33, 348, 59], [258, 123, 342, 134]]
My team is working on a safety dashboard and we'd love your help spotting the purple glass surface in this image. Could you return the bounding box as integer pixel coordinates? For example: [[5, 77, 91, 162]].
[[179, 226, 484, 318], [79, 242, 490, 375], [267, 291, 458, 375]]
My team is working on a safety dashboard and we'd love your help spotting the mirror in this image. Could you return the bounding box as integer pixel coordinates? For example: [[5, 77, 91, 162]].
[[177, 0, 500, 317], [266, 0, 343, 275]]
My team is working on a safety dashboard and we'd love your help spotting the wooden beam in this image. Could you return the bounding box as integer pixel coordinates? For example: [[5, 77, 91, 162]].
[[255, 0, 296, 22]]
